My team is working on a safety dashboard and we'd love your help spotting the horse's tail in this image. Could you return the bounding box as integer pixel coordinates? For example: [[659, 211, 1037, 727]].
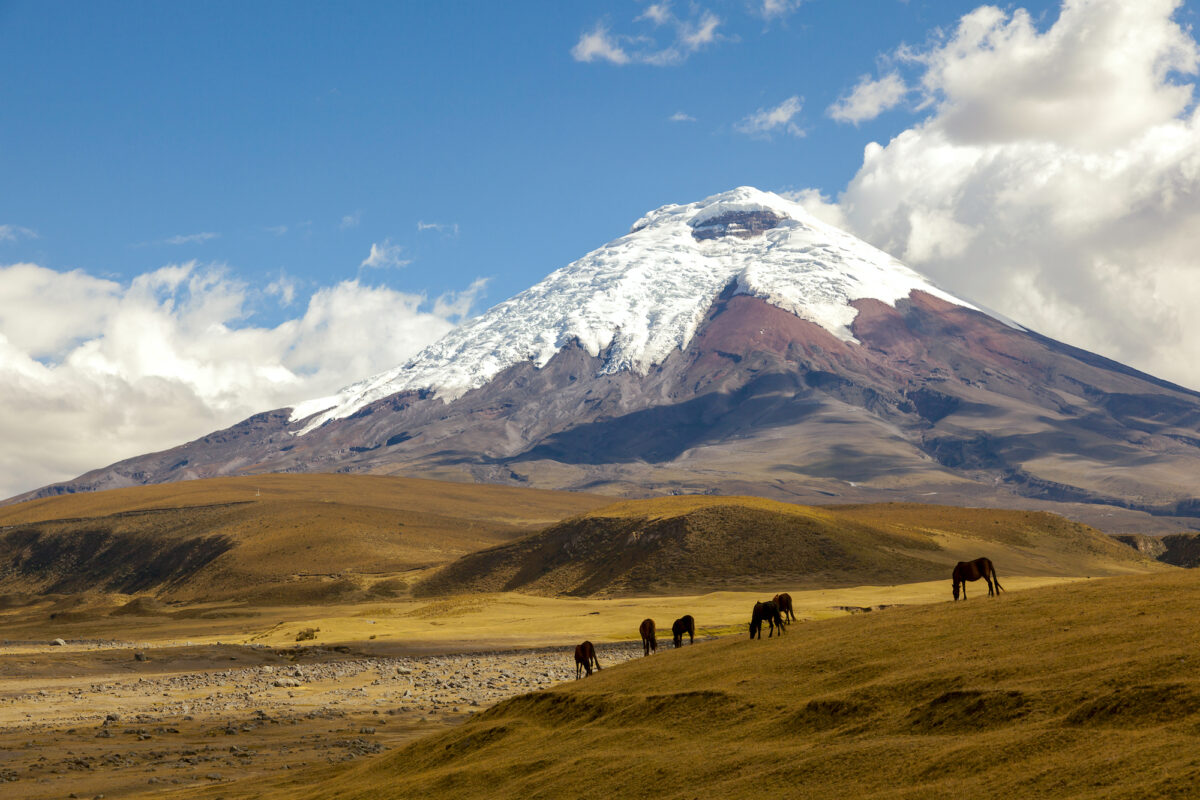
[[991, 562, 1004, 594]]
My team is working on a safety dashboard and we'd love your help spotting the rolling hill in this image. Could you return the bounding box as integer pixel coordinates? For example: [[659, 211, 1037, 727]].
[[0, 474, 611, 602], [416, 495, 1159, 597]]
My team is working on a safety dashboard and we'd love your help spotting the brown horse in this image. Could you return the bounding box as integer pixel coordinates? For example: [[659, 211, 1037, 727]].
[[749, 601, 785, 639], [574, 641, 601, 678], [952, 557, 1004, 601], [772, 592, 795, 623], [671, 615, 695, 648], [639, 618, 657, 656]]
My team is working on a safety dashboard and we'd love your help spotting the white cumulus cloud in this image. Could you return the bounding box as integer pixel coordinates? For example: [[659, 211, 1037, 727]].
[[0, 261, 483, 498], [826, 0, 1200, 391]]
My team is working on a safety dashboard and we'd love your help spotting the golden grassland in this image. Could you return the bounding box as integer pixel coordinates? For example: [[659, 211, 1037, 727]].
[[166, 570, 1200, 800], [0, 475, 612, 601], [0, 576, 1079, 654], [0, 474, 612, 528], [0, 477, 1160, 605], [0, 474, 1182, 799], [417, 497, 1162, 597]]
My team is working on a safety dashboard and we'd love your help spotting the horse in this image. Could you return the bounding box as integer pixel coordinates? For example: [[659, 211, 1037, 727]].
[[574, 641, 601, 678], [671, 615, 695, 648], [952, 557, 1004, 601], [772, 592, 795, 623], [639, 618, 658, 656], [749, 600, 786, 639]]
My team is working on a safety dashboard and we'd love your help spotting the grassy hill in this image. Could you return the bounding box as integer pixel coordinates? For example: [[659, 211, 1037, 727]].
[[417, 496, 1159, 597], [173, 570, 1200, 800], [0, 474, 611, 602]]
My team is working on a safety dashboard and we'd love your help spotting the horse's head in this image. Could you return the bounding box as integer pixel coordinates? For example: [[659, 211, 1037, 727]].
[[952, 580, 961, 601]]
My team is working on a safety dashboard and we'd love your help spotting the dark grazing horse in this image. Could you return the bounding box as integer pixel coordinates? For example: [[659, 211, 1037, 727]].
[[575, 641, 601, 678], [671, 615, 695, 648], [772, 592, 795, 623], [639, 618, 657, 656], [749, 600, 786, 639], [952, 557, 1004, 601]]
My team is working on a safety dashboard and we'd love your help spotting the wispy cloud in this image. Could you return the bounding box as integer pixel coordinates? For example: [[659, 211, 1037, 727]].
[[736, 95, 805, 138], [572, 24, 632, 65], [638, 3, 672, 26], [266, 270, 298, 306], [0, 225, 37, 242], [339, 211, 362, 230], [360, 239, 410, 270], [264, 224, 289, 236], [759, 0, 805, 21], [828, 72, 908, 123], [417, 220, 460, 236], [164, 232, 219, 245], [572, 6, 723, 66], [669, 111, 697, 123], [134, 232, 220, 248]]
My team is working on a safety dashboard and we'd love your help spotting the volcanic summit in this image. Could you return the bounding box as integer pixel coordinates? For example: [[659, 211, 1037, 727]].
[[17, 188, 1200, 531]]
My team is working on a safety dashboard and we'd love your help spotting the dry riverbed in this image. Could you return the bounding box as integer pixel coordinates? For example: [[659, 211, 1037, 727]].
[[0, 639, 645, 799]]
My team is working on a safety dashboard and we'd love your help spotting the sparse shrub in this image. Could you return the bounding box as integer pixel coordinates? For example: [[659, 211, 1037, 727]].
[[295, 627, 318, 642]]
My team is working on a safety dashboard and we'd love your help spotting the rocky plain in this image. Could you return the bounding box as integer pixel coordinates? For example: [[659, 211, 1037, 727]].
[[0, 637, 645, 798]]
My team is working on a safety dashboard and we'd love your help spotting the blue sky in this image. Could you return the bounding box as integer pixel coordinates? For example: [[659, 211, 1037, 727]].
[[1, 0, 1060, 314], [5, 0, 1200, 497]]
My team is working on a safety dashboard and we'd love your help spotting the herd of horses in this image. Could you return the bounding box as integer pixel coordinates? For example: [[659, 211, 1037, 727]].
[[574, 559, 1004, 678]]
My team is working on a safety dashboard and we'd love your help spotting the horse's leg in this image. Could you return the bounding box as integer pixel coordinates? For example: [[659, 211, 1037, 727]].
[[992, 566, 1004, 594], [986, 575, 995, 596]]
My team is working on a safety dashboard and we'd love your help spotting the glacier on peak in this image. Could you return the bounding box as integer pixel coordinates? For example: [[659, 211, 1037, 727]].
[[289, 186, 981, 434]]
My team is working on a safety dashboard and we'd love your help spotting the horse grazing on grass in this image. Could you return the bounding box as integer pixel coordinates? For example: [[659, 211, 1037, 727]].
[[639, 618, 658, 656], [575, 641, 601, 678], [749, 601, 786, 639], [672, 615, 695, 648], [772, 592, 795, 623], [952, 557, 1004, 601]]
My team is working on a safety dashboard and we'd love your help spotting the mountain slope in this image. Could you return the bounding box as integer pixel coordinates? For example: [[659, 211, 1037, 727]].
[[16, 188, 1200, 532]]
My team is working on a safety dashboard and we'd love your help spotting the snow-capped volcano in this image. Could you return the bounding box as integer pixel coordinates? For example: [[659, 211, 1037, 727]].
[[18, 186, 1200, 533], [291, 187, 980, 433]]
